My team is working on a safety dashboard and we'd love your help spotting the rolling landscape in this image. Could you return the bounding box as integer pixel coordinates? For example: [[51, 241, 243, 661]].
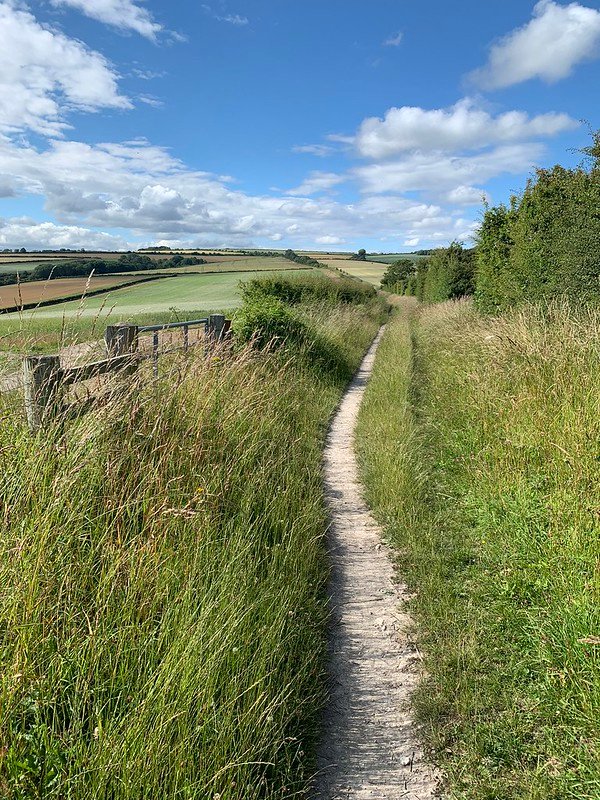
[[1, 1, 599, 799]]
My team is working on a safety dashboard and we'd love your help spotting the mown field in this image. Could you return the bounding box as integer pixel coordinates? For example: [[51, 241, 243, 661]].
[[318, 258, 388, 286], [0, 272, 384, 799], [357, 298, 600, 800]]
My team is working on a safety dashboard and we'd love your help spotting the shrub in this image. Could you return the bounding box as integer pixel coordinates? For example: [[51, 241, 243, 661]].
[[240, 273, 376, 307], [234, 295, 309, 349], [474, 131, 600, 311]]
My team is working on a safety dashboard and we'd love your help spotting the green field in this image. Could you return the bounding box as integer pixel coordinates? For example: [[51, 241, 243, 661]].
[[365, 253, 429, 264], [4, 271, 278, 321], [0, 262, 55, 274], [150, 256, 305, 274]]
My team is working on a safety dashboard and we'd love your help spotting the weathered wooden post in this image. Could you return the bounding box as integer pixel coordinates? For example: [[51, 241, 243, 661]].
[[105, 324, 138, 357], [152, 330, 159, 377], [23, 355, 62, 432], [205, 314, 226, 343]]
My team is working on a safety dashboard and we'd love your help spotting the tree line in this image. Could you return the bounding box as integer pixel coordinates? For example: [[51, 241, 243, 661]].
[[382, 132, 600, 310], [381, 244, 476, 302], [0, 253, 206, 287]]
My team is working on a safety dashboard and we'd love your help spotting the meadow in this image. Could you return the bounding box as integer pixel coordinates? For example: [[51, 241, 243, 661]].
[[0, 273, 384, 799], [357, 298, 600, 799]]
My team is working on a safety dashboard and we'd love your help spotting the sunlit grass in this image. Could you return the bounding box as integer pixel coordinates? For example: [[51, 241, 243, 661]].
[[0, 284, 385, 799], [357, 297, 600, 799]]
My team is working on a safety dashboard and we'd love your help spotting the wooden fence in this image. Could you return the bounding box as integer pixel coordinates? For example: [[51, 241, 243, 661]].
[[23, 314, 231, 432]]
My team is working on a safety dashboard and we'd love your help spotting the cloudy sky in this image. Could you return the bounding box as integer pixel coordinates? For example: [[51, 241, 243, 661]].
[[0, 0, 599, 251]]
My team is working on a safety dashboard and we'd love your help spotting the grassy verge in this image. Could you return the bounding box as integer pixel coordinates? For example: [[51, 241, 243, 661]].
[[357, 298, 600, 799], [0, 275, 385, 798]]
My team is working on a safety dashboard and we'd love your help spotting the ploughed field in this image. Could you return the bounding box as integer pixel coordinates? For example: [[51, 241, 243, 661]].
[[0, 275, 149, 311]]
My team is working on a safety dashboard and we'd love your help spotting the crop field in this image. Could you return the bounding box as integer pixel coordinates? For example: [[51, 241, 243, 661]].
[[365, 253, 428, 264], [0, 275, 149, 310], [319, 258, 388, 286], [154, 256, 304, 273], [25, 270, 312, 318]]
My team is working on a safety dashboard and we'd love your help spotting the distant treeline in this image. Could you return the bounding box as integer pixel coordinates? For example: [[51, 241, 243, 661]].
[[0, 253, 206, 286], [381, 243, 476, 302], [382, 133, 600, 310], [140, 248, 280, 258], [283, 249, 323, 268]]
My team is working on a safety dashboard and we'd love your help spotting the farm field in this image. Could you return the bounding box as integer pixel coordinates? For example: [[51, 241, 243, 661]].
[[21, 270, 309, 319], [0, 275, 150, 310], [319, 258, 388, 286], [366, 253, 428, 264], [0, 254, 295, 275], [152, 256, 304, 273]]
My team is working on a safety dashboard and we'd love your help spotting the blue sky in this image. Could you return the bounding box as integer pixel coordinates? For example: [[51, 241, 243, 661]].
[[0, 0, 599, 251]]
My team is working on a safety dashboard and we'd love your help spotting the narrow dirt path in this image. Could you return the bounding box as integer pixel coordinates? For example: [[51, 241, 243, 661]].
[[314, 328, 439, 800]]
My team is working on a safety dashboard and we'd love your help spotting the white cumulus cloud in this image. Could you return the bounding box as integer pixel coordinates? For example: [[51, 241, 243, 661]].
[[0, 135, 481, 248], [0, 2, 130, 136], [0, 217, 129, 250], [50, 0, 163, 40], [354, 99, 577, 159], [286, 171, 346, 196], [470, 0, 600, 89], [353, 143, 545, 194]]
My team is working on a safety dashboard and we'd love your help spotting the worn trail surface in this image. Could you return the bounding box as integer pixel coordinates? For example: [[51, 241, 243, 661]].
[[314, 328, 439, 800]]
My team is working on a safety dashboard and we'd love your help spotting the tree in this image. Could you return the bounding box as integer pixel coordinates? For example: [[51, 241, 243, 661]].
[[381, 259, 416, 293]]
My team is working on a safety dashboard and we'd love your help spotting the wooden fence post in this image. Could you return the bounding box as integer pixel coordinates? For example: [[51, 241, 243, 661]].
[[205, 314, 226, 345], [23, 355, 62, 432], [105, 324, 138, 357]]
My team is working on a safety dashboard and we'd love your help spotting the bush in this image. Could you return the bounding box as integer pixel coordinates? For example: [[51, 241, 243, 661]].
[[240, 273, 376, 307], [474, 132, 600, 311], [234, 296, 309, 349]]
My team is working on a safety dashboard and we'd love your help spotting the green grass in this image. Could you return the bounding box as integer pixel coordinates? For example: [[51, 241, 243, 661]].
[[7, 272, 258, 319], [357, 298, 600, 799], [0, 278, 385, 798]]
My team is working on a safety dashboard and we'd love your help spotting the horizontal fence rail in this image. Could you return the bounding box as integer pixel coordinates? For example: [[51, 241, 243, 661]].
[[23, 314, 231, 431]]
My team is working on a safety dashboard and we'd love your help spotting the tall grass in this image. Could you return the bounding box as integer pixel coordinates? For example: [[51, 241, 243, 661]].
[[357, 298, 600, 799], [0, 290, 383, 798]]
